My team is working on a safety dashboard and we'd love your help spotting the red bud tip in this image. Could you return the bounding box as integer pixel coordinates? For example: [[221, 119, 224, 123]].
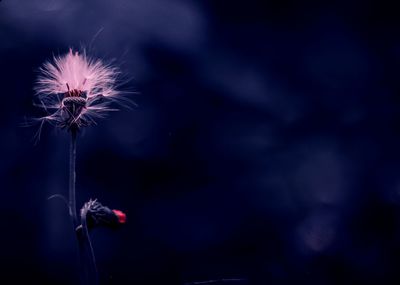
[[112, 210, 127, 224]]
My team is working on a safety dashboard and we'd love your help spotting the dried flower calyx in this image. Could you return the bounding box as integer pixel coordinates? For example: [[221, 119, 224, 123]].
[[79, 199, 126, 230]]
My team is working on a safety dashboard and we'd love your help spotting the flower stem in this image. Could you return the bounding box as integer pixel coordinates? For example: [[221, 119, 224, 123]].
[[69, 129, 78, 227], [69, 129, 98, 285], [81, 206, 99, 284]]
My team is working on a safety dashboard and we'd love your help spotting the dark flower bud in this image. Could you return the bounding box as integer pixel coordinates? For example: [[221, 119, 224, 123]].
[[80, 199, 126, 229]]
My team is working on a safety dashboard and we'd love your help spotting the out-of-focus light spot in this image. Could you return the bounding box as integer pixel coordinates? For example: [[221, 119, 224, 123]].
[[298, 210, 337, 253]]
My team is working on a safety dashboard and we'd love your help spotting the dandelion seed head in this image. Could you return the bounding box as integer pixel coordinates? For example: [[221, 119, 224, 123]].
[[34, 49, 122, 131]]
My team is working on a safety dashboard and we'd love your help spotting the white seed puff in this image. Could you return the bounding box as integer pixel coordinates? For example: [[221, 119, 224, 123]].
[[34, 49, 122, 130]]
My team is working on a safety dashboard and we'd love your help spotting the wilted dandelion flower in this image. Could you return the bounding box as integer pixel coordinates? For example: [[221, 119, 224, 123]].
[[34, 49, 122, 131]]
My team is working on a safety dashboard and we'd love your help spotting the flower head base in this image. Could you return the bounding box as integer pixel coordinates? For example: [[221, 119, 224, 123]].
[[34, 49, 121, 131]]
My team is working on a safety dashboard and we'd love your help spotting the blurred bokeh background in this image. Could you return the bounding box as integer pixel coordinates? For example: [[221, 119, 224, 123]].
[[1, 0, 400, 284]]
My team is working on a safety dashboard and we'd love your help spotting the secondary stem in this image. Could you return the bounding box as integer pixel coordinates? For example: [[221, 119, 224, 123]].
[[81, 206, 99, 284]]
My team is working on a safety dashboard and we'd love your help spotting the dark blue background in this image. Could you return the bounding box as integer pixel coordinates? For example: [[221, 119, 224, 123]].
[[1, 0, 400, 284]]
